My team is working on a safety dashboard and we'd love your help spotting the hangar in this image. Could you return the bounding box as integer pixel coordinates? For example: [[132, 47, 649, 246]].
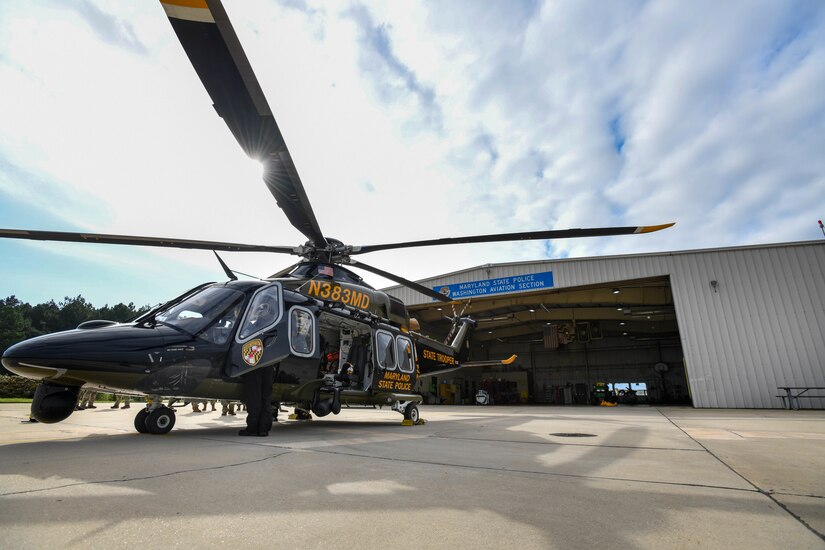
[[384, 240, 825, 409]]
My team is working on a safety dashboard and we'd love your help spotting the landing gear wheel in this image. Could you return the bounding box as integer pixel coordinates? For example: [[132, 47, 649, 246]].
[[134, 408, 150, 433], [404, 403, 420, 424], [146, 406, 176, 434]]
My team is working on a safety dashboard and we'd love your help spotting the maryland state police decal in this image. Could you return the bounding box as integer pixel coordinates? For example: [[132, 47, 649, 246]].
[[242, 339, 264, 366]]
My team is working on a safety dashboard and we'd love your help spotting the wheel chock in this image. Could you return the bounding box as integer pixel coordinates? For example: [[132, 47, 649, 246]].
[[401, 418, 428, 426]]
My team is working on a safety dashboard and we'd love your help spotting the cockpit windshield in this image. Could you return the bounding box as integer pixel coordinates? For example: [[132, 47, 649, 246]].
[[155, 287, 245, 341]]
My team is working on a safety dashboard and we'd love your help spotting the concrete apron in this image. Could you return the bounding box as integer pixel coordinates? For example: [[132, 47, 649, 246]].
[[1, 404, 823, 549]]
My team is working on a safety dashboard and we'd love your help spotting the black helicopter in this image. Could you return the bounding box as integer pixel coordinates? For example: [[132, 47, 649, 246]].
[[0, 0, 672, 434]]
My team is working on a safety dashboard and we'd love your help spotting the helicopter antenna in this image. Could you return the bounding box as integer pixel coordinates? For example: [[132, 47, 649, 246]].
[[212, 251, 268, 281], [213, 251, 238, 281], [236, 270, 266, 281]]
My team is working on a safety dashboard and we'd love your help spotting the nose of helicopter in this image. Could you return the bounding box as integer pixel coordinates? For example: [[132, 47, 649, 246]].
[[1, 332, 79, 380], [2, 337, 61, 380], [2, 323, 166, 381]]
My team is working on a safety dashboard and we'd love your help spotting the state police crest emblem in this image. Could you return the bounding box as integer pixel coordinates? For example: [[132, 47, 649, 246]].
[[242, 339, 264, 366]]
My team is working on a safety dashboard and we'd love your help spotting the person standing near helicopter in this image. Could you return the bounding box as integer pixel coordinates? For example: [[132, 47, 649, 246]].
[[239, 366, 275, 436], [238, 294, 278, 437]]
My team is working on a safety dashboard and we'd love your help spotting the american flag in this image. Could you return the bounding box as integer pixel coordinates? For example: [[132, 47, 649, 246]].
[[318, 265, 334, 277], [543, 324, 559, 349]]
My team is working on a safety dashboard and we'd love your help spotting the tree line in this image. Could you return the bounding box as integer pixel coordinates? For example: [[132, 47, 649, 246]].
[[0, 295, 149, 375]]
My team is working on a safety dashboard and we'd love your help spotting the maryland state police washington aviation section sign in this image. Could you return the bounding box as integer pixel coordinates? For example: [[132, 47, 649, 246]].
[[434, 271, 554, 299]]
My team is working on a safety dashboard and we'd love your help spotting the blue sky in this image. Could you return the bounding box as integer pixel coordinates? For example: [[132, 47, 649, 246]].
[[1, 0, 823, 308]]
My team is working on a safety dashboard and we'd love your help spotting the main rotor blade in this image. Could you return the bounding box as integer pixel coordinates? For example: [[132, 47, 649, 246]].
[[161, 0, 326, 246], [354, 223, 675, 255], [347, 259, 452, 303], [0, 228, 296, 254]]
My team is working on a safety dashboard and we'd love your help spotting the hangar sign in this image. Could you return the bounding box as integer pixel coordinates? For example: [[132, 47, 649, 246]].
[[434, 271, 554, 299]]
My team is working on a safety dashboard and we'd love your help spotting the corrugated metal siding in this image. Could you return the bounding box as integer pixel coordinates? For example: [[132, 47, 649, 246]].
[[385, 241, 825, 408]]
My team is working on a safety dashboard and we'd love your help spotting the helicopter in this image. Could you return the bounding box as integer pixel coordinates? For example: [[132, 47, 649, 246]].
[[0, 0, 673, 435]]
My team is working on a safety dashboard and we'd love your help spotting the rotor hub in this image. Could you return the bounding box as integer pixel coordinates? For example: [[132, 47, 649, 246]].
[[299, 237, 354, 263]]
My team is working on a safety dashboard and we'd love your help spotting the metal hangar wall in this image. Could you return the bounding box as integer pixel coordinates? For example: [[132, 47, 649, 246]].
[[383, 240, 825, 409]]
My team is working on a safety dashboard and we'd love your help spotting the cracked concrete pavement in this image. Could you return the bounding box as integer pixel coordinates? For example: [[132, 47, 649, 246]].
[[1, 404, 823, 548]]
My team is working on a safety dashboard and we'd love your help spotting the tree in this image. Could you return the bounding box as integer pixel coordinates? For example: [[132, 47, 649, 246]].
[[97, 302, 146, 322], [0, 295, 149, 375], [0, 297, 34, 375], [29, 300, 60, 335], [57, 295, 97, 331]]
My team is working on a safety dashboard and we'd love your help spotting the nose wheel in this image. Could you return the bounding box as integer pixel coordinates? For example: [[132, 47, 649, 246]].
[[134, 405, 176, 434]]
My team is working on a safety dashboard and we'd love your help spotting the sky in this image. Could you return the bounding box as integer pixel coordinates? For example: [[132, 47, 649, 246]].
[[0, 0, 823, 308]]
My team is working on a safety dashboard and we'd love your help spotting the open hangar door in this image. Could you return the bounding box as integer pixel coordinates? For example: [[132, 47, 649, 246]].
[[409, 276, 691, 406]]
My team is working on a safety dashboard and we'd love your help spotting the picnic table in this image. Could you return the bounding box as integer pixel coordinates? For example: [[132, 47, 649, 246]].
[[777, 387, 825, 410]]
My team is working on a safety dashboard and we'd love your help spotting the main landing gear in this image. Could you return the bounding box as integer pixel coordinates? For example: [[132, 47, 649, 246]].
[[134, 399, 176, 434]]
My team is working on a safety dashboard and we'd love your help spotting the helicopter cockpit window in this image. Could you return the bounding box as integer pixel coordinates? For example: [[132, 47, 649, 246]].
[[237, 283, 283, 343], [375, 330, 396, 370], [289, 306, 315, 357], [155, 287, 245, 341], [395, 336, 414, 374]]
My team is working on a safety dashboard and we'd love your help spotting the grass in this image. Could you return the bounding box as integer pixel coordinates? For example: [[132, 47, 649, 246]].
[[0, 398, 32, 403]]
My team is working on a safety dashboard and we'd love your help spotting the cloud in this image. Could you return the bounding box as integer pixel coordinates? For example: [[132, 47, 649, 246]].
[[601, 0, 825, 253], [1, 0, 823, 304], [363, 0, 825, 263], [344, 3, 443, 131], [51, 0, 149, 55], [0, 152, 109, 228]]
